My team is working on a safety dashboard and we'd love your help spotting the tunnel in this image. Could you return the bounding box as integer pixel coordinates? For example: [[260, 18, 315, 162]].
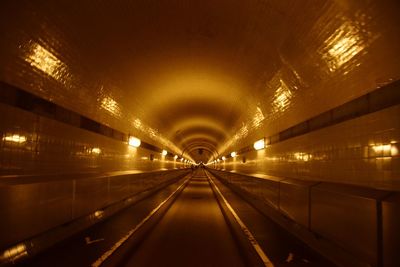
[[0, 1, 400, 266]]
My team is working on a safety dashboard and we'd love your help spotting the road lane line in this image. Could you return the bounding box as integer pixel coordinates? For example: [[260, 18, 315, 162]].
[[91, 177, 190, 267], [206, 172, 274, 267]]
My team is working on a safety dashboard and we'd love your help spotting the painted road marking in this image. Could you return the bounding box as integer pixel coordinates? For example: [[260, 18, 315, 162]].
[[206, 172, 274, 267], [91, 177, 190, 267]]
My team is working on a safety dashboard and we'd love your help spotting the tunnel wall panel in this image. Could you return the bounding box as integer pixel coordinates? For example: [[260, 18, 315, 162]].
[[216, 104, 400, 191], [0, 180, 73, 249], [278, 179, 317, 228], [209, 168, 396, 267], [0, 169, 190, 250], [73, 177, 109, 219], [382, 193, 400, 267], [0, 102, 187, 176], [310, 183, 389, 267]]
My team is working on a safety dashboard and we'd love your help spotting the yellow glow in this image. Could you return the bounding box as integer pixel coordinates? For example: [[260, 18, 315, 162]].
[[294, 152, 311, 162], [131, 117, 182, 157], [26, 43, 68, 80], [94, 210, 104, 219], [372, 144, 391, 153], [222, 156, 226, 161], [161, 150, 168, 156], [273, 79, 292, 112], [372, 144, 398, 156], [391, 146, 399, 156], [91, 148, 101, 154], [174, 155, 178, 159], [128, 136, 141, 147], [101, 96, 121, 116], [230, 152, 237, 158], [180, 158, 184, 162], [320, 16, 376, 72], [3, 134, 27, 144], [1, 243, 28, 262], [253, 139, 265, 150], [252, 106, 265, 128]]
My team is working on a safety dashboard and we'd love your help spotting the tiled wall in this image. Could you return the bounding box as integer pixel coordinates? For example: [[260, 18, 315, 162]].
[[215, 104, 400, 191], [209, 169, 398, 267], [0, 100, 191, 249], [0, 102, 188, 176], [0, 169, 190, 249]]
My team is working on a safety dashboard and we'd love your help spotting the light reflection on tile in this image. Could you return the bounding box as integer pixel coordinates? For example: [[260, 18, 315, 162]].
[[3, 134, 27, 144], [0, 243, 28, 263], [217, 106, 400, 190], [129, 117, 182, 156], [90, 148, 101, 155], [272, 79, 292, 113], [25, 41, 69, 83], [319, 12, 378, 73], [100, 96, 121, 117]]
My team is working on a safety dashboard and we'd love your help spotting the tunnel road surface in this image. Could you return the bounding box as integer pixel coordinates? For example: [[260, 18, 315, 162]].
[[22, 168, 337, 267], [114, 168, 247, 267]]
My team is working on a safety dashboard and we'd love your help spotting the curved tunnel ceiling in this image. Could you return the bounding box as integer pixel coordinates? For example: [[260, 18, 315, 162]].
[[1, 0, 399, 162]]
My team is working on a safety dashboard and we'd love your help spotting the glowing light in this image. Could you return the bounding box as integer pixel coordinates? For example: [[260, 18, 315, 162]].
[[294, 152, 311, 161], [222, 156, 226, 161], [128, 136, 141, 147], [180, 158, 184, 162], [252, 106, 265, 128], [174, 155, 178, 159], [131, 117, 182, 157], [101, 96, 121, 116], [372, 144, 391, 153], [391, 146, 399, 156], [91, 148, 101, 154], [94, 210, 104, 219], [253, 139, 265, 150], [26, 43, 68, 80], [372, 144, 398, 156], [3, 134, 27, 144], [0, 243, 28, 263], [161, 150, 168, 156], [272, 79, 292, 112], [230, 152, 237, 158], [319, 15, 376, 72]]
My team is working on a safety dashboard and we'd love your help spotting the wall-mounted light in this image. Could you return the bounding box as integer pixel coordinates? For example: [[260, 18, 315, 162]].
[[174, 155, 178, 159], [230, 152, 237, 158], [222, 156, 226, 161], [128, 136, 141, 147], [161, 150, 168, 156], [91, 148, 101, 154], [3, 134, 27, 144], [253, 138, 265, 150]]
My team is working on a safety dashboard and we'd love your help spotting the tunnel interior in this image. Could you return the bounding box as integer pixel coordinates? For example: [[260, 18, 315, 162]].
[[1, 0, 398, 167], [0, 1, 400, 267]]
